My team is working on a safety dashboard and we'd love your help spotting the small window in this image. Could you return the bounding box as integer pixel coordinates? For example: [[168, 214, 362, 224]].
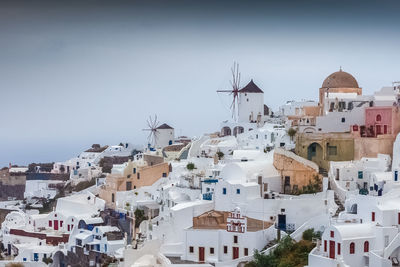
[[376, 114, 382, 121], [341, 117, 345, 123], [223, 188, 227, 195], [133, 168, 136, 174], [337, 243, 341, 255], [189, 246, 194, 253], [330, 231, 334, 238], [358, 171, 363, 179], [364, 241, 369, 252], [350, 242, 355, 254], [328, 146, 337, 156], [224, 246, 228, 254], [372, 212, 375, 222], [162, 173, 167, 177], [49, 220, 52, 227], [236, 189, 240, 194], [137, 173, 140, 179], [234, 235, 238, 244], [210, 247, 214, 254], [244, 248, 248, 256], [324, 240, 327, 252], [111, 193, 115, 203], [126, 181, 132, 191]]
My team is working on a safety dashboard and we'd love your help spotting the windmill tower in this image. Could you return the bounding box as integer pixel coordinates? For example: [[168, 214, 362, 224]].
[[217, 62, 241, 122], [143, 115, 175, 150], [143, 115, 160, 150]]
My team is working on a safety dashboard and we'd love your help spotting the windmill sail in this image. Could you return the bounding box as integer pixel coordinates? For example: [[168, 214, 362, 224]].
[[143, 115, 160, 148], [217, 62, 241, 121]]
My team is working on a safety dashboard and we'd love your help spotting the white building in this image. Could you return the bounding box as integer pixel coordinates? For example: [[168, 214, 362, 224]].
[[329, 154, 391, 196], [181, 207, 275, 263], [155, 124, 175, 149], [237, 80, 265, 124], [1, 192, 105, 259], [278, 100, 319, 117], [392, 133, 400, 182], [68, 225, 125, 257], [307, 188, 400, 267], [220, 80, 270, 137]]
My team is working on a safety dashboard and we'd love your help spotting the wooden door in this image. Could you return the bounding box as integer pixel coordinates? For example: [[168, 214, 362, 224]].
[[199, 247, 205, 262], [329, 240, 335, 259], [54, 220, 59, 230], [233, 247, 239, 259], [376, 125, 381, 135]]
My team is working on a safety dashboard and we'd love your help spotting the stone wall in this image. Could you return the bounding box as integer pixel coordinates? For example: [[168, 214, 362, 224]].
[[354, 135, 395, 160], [274, 149, 321, 194], [0, 169, 26, 200], [296, 132, 355, 170]]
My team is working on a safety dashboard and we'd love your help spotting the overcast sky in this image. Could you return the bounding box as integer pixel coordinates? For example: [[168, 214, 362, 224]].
[[1, 0, 400, 167]]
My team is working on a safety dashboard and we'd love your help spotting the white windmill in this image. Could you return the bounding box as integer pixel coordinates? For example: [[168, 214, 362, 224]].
[[143, 115, 160, 150]]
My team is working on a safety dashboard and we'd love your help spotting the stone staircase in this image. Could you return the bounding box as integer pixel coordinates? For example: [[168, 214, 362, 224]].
[[334, 193, 345, 217], [319, 167, 328, 177]]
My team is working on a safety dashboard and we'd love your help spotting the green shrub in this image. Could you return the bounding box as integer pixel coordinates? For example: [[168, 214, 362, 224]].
[[186, 162, 196, 171], [216, 151, 224, 160]]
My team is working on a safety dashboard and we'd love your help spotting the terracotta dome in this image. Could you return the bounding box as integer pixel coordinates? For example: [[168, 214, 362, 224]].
[[321, 70, 359, 88]]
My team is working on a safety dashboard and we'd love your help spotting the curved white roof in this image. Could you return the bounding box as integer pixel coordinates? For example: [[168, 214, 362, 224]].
[[221, 151, 279, 184], [168, 190, 191, 203], [334, 223, 374, 240]]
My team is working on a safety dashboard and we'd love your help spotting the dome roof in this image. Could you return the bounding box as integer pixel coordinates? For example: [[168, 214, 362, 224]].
[[322, 70, 359, 88]]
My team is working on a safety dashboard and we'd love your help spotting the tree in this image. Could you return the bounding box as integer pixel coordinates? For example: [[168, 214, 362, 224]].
[[134, 208, 147, 228], [287, 128, 297, 142], [43, 256, 53, 264], [245, 231, 317, 267], [302, 228, 321, 241], [216, 151, 224, 160], [186, 162, 196, 171]]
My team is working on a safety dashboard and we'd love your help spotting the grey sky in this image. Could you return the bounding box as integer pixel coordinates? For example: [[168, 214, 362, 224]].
[[1, 0, 400, 167]]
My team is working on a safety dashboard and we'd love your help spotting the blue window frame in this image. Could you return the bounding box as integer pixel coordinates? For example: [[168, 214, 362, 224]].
[[358, 171, 363, 179], [236, 189, 240, 194], [33, 253, 39, 261], [222, 188, 226, 195]]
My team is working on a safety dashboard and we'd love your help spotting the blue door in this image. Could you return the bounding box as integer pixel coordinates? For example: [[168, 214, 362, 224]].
[[34, 253, 39, 261]]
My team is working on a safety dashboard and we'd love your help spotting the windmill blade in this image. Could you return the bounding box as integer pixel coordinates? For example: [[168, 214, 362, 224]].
[[154, 114, 159, 129]]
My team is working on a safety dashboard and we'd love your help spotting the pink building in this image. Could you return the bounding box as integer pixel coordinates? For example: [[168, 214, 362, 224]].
[[359, 106, 400, 137]]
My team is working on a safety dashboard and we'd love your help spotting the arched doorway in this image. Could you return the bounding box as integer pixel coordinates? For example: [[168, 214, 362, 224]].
[[233, 126, 244, 137], [307, 142, 323, 165], [221, 127, 232, 136]]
